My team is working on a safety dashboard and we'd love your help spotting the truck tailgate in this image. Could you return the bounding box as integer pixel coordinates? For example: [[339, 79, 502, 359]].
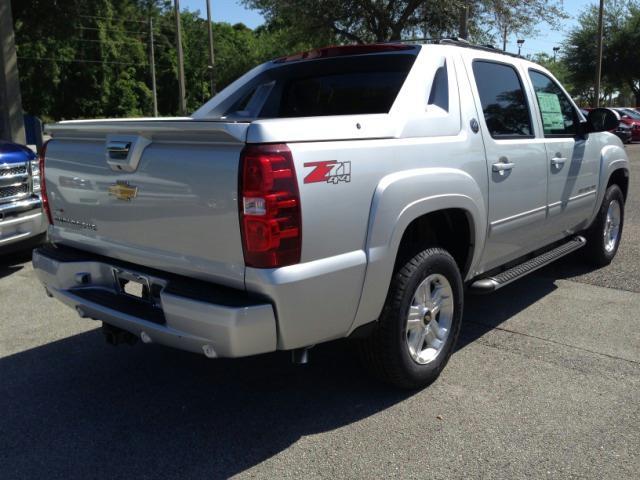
[[45, 119, 249, 288]]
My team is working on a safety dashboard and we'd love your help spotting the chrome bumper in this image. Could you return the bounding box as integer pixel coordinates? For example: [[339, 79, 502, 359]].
[[32, 246, 277, 358], [0, 197, 46, 247]]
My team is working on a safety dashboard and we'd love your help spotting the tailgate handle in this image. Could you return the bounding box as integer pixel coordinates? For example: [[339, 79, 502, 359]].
[[107, 141, 131, 160], [105, 135, 151, 172]]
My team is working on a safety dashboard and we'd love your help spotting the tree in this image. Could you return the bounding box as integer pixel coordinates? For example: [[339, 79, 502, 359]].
[[11, 0, 324, 119], [562, 1, 640, 106], [610, 3, 640, 105], [242, 0, 462, 43], [529, 52, 573, 91], [477, 0, 567, 50], [243, 0, 566, 46]]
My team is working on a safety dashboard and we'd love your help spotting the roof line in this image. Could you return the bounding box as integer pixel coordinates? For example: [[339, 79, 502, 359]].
[[388, 37, 522, 59]]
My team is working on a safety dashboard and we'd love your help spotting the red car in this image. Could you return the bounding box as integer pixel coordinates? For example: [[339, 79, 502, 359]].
[[613, 108, 640, 141]]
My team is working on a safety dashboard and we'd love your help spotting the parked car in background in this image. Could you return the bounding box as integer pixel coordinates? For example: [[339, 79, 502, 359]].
[[0, 140, 47, 253], [581, 109, 631, 144], [615, 123, 634, 144], [613, 108, 640, 141]]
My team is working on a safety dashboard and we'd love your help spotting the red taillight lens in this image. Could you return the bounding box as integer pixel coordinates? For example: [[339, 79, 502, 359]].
[[239, 144, 301, 268], [39, 140, 53, 225]]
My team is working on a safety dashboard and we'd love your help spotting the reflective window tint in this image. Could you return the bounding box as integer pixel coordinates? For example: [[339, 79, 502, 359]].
[[529, 70, 578, 136], [472, 61, 533, 138], [222, 54, 417, 119]]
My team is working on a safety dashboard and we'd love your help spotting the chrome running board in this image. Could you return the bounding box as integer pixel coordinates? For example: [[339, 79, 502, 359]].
[[470, 236, 586, 294]]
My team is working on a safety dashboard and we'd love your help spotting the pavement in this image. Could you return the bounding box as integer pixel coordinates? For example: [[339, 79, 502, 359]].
[[1, 145, 639, 479]]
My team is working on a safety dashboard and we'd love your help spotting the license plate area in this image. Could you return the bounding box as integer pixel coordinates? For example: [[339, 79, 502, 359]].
[[113, 268, 161, 306]]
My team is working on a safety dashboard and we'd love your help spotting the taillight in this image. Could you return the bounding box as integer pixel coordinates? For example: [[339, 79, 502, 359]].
[[239, 144, 301, 268], [39, 140, 53, 225]]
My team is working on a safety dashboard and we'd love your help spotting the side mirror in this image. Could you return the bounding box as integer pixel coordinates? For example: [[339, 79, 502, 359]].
[[587, 108, 620, 132]]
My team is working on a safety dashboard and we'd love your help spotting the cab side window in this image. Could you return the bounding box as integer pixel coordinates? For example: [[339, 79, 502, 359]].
[[528, 70, 578, 136], [472, 61, 533, 139], [428, 61, 449, 112]]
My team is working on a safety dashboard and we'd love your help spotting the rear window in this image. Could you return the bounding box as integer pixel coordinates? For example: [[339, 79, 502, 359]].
[[217, 54, 417, 119]]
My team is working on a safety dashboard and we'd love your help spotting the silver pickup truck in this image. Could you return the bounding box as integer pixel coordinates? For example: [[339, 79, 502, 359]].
[[33, 40, 629, 388]]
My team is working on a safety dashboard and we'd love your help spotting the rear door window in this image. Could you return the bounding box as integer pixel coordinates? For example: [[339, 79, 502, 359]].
[[472, 61, 533, 139]]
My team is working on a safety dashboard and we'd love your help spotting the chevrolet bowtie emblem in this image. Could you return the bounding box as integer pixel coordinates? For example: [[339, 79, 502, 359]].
[[108, 181, 138, 201]]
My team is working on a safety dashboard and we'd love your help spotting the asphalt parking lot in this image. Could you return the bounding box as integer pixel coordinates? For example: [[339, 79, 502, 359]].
[[1, 145, 639, 479]]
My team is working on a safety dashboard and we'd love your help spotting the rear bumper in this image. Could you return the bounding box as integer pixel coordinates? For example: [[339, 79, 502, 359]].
[[0, 197, 46, 248], [32, 246, 277, 358]]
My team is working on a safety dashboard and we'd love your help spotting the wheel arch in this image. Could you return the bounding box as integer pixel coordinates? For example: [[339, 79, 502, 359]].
[[349, 168, 486, 334], [590, 144, 630, 227]]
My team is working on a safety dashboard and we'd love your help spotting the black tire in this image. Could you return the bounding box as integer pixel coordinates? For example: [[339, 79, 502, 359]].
[[358, 248, 463, 389], [584, 184, 625, 267]]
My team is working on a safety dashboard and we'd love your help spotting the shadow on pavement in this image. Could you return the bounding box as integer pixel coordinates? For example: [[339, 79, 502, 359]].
[[0, 332, 411, 479], [459, 274, 559, 350], [0, 248, 32, 280], [0, 262, 589, 479]]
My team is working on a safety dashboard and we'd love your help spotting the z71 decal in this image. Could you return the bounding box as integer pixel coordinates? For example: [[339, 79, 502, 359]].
[[304, 161, 351, 184]]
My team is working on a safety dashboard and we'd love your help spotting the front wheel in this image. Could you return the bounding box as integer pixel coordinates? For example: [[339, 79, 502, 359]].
[[358, 248, 463, 389], [584, 184, 625, 267]]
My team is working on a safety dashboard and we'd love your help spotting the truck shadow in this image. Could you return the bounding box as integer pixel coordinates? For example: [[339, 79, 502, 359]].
[[460, 275, 558, 350], [459, 251, 600, 350], [0, 331, 411, 479], [0, 264, 581, 479], [0, 249, 32, 280]]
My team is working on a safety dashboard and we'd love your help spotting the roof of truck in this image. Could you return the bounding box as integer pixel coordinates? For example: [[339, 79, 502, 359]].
[[273, 38, 521, 65]]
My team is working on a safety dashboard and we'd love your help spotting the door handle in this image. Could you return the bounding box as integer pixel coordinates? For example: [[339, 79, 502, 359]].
[[551, 157, 567, 167], [492, 161, 515, 173]]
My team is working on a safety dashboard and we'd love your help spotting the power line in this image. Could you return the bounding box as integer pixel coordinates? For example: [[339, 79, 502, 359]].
[[17, 56, 148, 66], [76, 25, 147, 36], [78, 14, 147, 24], [63, 37, 148, 46]]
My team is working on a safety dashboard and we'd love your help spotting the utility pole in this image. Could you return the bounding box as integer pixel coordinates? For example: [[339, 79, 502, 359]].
[[502, 25, 508, 51], [0, 0, 25, 144], [149, 17, 158, 117], [553, 46, 560, 62], [174, 0, 187, 115], [205, 0, 216, 96], [458, 2, 469, 40], [595, 0, 605, 107]]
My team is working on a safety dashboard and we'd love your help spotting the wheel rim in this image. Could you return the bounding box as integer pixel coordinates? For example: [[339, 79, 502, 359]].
[[405, 273, 454, 365], [603, 199, 621, 253]]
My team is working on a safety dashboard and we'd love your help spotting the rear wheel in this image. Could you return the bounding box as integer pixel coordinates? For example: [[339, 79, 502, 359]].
[[358, 248, 463, 389], [584, 184, 624, 267]]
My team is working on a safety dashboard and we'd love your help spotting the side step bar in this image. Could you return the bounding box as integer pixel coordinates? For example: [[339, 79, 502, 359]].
[[469, 236, 586, 294]]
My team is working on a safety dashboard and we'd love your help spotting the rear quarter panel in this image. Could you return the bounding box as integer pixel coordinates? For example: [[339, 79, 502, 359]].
[[244, 50, 490, 347]]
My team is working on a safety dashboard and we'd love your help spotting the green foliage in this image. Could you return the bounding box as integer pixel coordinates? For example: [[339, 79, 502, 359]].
[[529, 52, 573, 92], [11, 0, 324, 120], [563, 1, 640, 106], [243, 0, 566, 47]]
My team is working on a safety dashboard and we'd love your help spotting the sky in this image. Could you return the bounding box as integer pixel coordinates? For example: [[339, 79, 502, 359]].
[[181, 0, 592, 57]]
